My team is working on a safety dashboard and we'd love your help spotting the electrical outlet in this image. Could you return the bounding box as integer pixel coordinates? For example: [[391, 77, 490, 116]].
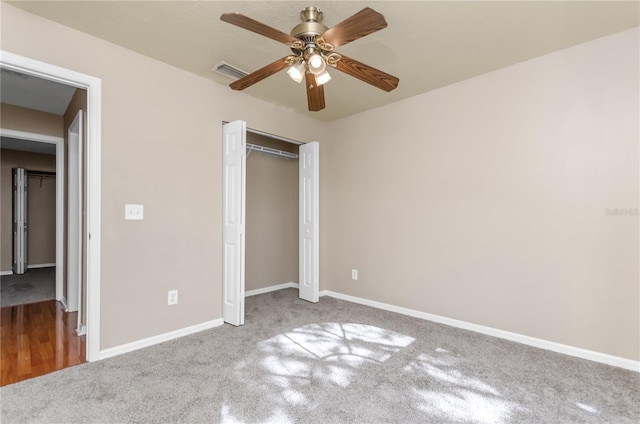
[[352, 269, 358, 280], [168, 290, 178, 305]]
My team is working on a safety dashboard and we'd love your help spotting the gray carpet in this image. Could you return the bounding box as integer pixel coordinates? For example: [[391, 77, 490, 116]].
[[0, 267, 56, 307], [1, 288, 638, 423]]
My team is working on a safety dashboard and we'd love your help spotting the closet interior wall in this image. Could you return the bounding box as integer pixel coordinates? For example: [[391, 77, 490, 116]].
[[245, 132, 299, 292]]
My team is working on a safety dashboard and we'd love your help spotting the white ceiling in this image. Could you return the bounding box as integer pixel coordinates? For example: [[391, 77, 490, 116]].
[[0, 136, 56, 155], [5, 1, 639, 122], [1, 67, 77, 115]]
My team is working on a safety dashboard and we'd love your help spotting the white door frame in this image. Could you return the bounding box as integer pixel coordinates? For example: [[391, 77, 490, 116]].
[[67, 110, 83, 318], [0, 50, 102, 362]]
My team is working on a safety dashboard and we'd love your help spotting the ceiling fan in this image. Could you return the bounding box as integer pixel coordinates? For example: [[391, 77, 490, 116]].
[[220, 6, 399, 112]]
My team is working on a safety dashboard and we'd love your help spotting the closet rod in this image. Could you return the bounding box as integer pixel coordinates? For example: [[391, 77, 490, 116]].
[[247, 143, 298, 159], [222, 121, 303, 145], [26, 170, 56, 178]]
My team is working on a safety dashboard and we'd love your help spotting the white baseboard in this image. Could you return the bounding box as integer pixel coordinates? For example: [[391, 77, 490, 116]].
[[28, 263, 55, 269], [99, 318, 224, 360], [0, 264, 56, 276], [320, 290, 640, 372], [97, 282, 300, 362], [245, 282, 299, 297], [59, 295, 68, 311]]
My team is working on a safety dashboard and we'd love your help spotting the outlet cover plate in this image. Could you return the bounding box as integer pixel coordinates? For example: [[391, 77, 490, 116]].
[[125, 204, 144, 220], [168, 290, 178, 305]]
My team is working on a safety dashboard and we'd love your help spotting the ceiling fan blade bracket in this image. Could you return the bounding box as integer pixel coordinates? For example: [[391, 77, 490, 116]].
[[288, 40, 305, 50], [325, 52, 342, 67], [316, 37, 335, 52], [284, 55, 301, 65]]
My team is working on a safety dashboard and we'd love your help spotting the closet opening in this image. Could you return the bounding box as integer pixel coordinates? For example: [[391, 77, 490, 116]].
[[245, 131, 300, 299], [222, 120, 319, 326]]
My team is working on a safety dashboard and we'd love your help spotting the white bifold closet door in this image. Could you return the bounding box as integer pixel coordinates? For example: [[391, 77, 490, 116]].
[[222, 120, 320, 325], [13, 168, 28, 275], [298, 142, 319, 303], [222, 120, 246, 326]]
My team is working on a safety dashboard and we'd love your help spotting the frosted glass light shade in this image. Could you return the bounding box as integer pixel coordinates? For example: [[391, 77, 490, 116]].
[[315, 70, 332, 86], [287, 62, 305, 83], [308, 54, 326, 75]]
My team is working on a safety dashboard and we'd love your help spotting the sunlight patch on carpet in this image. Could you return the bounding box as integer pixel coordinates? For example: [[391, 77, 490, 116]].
[[228, 322, 415, 421]]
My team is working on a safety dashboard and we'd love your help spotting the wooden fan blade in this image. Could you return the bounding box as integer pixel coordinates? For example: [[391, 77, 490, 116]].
[[320, 8, 387, 49], [230, 57, 291, 90], [221, 13, 298, 45], [305, 73, 326, 111], [334, 55, 399, 92]]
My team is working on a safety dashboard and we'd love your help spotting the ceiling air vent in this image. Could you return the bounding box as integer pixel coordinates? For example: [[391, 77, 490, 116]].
[[212, 62, 249, 80]]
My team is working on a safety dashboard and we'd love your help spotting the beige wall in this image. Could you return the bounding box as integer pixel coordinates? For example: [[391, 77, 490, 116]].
[[323, 28, 639, 361], [246, 133, 298, 291], [1, 4, 327, 349], [1, 149, 57, 271], [0, 103, 63, 137]]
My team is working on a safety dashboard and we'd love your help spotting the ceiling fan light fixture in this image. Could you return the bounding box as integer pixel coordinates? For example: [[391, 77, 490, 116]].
[[315, 70, 332, 86], [220, 6, 399, 112], [308, 53, 326, 75], [287, 61, 305, 83]]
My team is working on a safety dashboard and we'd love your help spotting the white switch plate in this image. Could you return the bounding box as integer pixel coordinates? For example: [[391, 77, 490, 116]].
[[352, 269, 358, 280], [125, 204, 144, 220], [168, 290, 178, 305]]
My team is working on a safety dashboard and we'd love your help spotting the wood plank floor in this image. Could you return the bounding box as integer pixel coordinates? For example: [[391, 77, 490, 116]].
[[1, 300, 85, 386]]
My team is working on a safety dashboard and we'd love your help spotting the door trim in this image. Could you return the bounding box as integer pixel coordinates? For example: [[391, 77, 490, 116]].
[[0, 50, 102, 362], [67, 111, 83, 327]]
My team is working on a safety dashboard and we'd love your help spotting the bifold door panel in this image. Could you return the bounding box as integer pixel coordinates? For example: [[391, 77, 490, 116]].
[[13, 168, 28, 275]]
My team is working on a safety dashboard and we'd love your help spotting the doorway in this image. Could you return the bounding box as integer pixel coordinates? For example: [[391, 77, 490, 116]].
[[222, 120, 319, 326], [0, 133, 85, 386], [0, 50, 102, 361]]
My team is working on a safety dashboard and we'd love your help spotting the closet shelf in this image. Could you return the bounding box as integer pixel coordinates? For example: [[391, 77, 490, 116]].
[[246, 143, 298, 160]]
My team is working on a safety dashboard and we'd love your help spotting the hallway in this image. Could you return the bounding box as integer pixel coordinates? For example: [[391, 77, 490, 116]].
[[1, 299, 85, 386]]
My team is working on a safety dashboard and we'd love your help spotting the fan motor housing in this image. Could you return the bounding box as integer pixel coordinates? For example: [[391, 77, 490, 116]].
[[290, 7, 328, 42]]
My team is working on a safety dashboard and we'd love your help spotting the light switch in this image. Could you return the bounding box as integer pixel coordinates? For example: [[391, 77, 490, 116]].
[[125, 204, 144, 220]]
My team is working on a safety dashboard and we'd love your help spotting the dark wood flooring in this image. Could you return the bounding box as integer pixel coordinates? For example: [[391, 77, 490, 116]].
[[1, 300, 86, 386]]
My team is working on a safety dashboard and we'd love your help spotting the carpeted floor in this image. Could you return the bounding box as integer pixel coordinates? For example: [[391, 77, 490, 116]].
[[0, 268, 56, 307], [1, 288, 638, 423]]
